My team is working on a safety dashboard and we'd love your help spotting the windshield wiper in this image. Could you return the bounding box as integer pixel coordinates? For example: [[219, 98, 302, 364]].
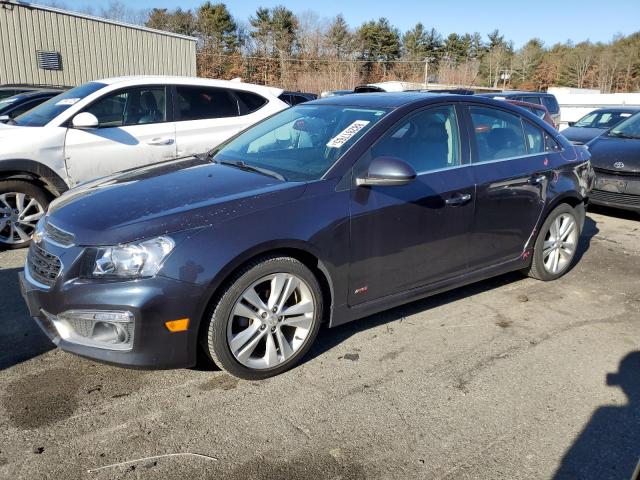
[[608, 131, 640, 139], [217, 160, 285, 181]]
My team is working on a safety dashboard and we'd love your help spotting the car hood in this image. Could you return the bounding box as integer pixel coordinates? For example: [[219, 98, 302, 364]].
[[587, 135, 640, 173], [561, 126, 604, 144], [47, 157, 306, 246]]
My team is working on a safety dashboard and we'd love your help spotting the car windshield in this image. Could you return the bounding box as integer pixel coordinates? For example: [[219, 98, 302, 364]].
[[0, 95, 20, 114], [607, 113, 640, 139], [213, 104, 389, 181], [13, 82, 105, 127], [575, 111, 635, 129]]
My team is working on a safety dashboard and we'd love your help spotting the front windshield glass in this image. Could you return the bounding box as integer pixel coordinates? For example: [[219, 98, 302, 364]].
[[214, 104, 389, 181], [608, 113, 640, 139], [576, 111, 634, 129], [13, 82, 105, 127]]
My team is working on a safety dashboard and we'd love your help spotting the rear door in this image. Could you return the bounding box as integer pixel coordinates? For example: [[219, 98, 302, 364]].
[[64, 86, 176, 186], [463, 104, 552, 269], [173, 85, 268, 157], [348, 103, 475, 305]]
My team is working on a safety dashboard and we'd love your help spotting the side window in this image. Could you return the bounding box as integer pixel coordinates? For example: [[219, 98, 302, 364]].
[[372, 105, 460, 173], [85, 87, 166, 127], [541, 96, 559, 114], [523, 121, 544, 153], [175, 86, 240, 121], [469, 106, 527, 162], [522, 96, 542, 105], [235, 90, 268, 114]]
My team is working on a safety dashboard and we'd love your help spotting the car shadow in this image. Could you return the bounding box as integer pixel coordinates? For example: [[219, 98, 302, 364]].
[[573, 214, 599, 265], [553, 351, 640, 480], [588, 204, 640, 222], [0, 267, 54, 370], [307, 215, 598, 364]]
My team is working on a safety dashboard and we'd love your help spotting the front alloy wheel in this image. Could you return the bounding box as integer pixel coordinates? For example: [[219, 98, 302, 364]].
[[205, 256, 323, 379], [0, 181, 49, 249]]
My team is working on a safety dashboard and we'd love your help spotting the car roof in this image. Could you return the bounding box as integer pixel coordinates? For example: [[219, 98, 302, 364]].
[[308, 91, 515, 109], [587, 107, 640, 113], [11, 89, 62, 99], [479, 91, 552, 97], [308, 92, 457, 108], [95, 76, 283, 97]]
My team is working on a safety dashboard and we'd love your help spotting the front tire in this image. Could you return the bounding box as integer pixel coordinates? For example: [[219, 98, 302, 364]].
[[0, 180, 49, 250], [527, 203, 580, 281], [203, 256, 323, 380]]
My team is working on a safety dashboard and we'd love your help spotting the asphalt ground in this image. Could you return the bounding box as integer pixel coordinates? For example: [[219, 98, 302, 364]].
[[0, 206, 638, 480]]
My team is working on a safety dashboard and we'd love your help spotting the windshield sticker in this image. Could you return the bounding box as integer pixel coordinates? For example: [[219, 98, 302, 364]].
[[327, 120, 370, 148], [620, 113, 632, 117], [55, 98, 80, 106]]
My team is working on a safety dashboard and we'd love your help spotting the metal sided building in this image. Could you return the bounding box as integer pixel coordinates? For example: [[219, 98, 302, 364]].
[[0, 0, 197, 86]]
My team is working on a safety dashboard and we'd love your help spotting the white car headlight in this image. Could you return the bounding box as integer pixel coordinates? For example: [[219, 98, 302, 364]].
[[92, 236, 175, 278]]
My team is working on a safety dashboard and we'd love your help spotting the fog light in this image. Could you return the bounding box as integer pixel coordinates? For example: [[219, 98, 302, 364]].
[[42, 309, 134, 351]]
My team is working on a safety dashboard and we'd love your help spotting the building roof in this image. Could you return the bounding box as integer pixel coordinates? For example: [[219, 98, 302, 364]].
[[1, 0, 197, 42]]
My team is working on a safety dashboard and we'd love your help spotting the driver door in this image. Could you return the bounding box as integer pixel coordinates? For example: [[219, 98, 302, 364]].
[[348, 104, 475, 305], [64, 86, 176, 186]]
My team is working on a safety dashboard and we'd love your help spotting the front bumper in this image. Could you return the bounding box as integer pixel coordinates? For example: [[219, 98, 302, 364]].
[[19, 270, 207, 369], [590, 169, 640, 212]]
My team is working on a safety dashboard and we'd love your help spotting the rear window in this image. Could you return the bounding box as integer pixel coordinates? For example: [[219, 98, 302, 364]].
[[469, 106, 527, 162], [175, 86, 240, 121], [235, 90, 268, 114], [542, 96, 559, 114]]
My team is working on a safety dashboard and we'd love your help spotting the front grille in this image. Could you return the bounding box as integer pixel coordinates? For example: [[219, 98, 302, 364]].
[[593, 167, 639, 178], [591, 189, 640, 208], [44, 220, 75, 247], [27, 244, 62, 287]]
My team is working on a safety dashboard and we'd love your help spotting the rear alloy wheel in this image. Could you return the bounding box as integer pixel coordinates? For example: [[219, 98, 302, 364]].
[[528, 203, 580, 281], [205, 256, 323, 379], [0, 181, 49, 249]]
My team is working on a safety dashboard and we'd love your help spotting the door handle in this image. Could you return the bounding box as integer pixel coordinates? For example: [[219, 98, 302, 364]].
[[445, 193, 472, 206], [147, 137, 174, 146], [528, 174, 546, 185]]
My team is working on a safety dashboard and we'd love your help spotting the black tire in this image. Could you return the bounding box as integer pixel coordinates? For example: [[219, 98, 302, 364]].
[[527, 203, 580, 281], [203, 256, 323, 380], [0, 180, 50, 250]]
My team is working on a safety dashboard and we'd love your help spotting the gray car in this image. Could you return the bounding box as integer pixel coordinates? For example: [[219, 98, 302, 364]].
[[562, 107, 640, 144]]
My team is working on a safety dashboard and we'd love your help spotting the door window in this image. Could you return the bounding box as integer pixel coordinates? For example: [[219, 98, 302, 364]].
[[541, 95, 559, 114], [523, 120, 545, 154], [175, 86, 240, 120], [372, 105, 461, 173], [84, 87, 166, 127], [521, 96, 542, 105], [469, 106, 527, 162], [235, 90, 267, 114]]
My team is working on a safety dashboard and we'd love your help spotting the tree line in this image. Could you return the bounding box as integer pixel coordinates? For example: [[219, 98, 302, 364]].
[[44, 0, 640, 94]]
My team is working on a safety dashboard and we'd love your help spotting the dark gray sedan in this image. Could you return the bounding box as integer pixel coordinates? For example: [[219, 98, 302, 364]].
[[562, 107, 640, 144]]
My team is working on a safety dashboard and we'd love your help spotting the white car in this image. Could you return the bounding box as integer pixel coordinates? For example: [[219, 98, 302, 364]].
[[0, 76, 288, 248]]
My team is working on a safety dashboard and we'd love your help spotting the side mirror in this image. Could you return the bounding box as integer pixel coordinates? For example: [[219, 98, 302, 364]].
[[568, 121, 576, 127], [72, 112, 99, 129], [356, 156, 416, 187], [0, 115, 10, 123]]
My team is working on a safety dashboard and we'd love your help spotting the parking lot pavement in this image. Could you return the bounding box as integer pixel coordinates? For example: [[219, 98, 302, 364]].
[[0, 209, 638, 480]]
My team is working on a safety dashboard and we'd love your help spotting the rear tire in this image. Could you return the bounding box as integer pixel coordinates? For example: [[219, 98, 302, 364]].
[[527, 203, 580, 281], [203, 256, 323, 380], [0, 180, 49, 250]]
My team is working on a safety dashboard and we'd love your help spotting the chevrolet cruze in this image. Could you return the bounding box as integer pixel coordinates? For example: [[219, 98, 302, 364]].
[[19, 93, 594, 379]]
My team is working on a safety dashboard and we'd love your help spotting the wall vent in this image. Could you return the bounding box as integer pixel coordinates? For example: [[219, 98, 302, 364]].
[[36, 50, 62, 70]]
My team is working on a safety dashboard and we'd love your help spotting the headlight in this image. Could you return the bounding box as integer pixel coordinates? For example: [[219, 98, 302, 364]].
[[92, 236, 175, 278]]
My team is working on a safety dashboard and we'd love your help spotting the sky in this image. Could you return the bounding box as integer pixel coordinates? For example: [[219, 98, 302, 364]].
[[52, 0, 640, 48]]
